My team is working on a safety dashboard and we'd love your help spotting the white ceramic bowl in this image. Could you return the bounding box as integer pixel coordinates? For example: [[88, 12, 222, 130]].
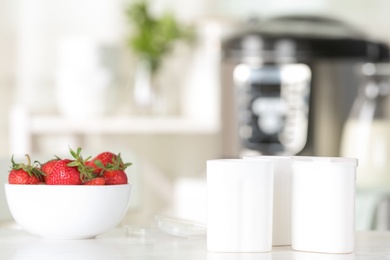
[[4, 183, 132, 239]]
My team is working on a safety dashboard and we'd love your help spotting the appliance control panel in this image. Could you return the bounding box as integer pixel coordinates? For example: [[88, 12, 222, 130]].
[[233, 63, 311, 155]]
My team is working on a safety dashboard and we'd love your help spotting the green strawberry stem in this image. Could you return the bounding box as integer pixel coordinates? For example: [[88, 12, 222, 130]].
[[67, 147, 96, 181]]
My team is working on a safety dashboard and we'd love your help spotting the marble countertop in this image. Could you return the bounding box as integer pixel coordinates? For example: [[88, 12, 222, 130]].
[[0, 226, 389, 260]]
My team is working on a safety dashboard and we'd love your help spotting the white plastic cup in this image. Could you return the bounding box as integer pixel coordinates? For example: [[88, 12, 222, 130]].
[[291, 156, 358, 254], [207, 159, 274, 252], [244, 155, 291, 246]]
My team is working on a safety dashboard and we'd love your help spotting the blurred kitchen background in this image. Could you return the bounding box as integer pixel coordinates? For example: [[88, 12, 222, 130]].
[[1, 0, 390, 230]]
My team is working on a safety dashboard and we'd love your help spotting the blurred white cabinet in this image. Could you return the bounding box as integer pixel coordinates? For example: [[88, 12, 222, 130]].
[[9, 105, 220, 157]]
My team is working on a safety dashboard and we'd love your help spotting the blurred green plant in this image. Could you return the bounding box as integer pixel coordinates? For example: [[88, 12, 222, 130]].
[[125, 0, 193, 74]]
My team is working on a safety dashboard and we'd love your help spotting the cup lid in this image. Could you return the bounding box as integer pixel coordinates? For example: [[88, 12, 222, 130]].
[[291, 156, 358, 167]]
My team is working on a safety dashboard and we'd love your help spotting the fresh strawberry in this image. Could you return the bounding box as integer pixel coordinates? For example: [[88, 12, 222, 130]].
[[83, 177, 105, 185], [103, 169, 128, 185], [9, 169, 41, 184], [41, 157, 61, 175], [86, 152, 131, 175], [8, 155, 45, 185], [46, 147, 94, 185], [85, 152, 116, 174], [46, 159, 82, 185], [87, 152, 131, 185], [41, 158, 60, 182]]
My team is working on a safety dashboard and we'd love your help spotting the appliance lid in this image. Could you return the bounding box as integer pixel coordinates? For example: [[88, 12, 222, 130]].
[[223, 15, 390, 62]]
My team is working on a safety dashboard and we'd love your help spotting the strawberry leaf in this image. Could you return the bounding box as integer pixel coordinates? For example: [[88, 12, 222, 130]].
[[67, 147, 95, 181]]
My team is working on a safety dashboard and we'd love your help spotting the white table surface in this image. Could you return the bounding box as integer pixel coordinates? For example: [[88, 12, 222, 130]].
[[0, 226, 389, 260]]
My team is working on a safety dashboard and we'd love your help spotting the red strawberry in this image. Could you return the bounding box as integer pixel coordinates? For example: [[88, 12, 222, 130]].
[[83, 177, 105, 185], [41, 158, 60, 182], [46, 147, 95, 185], [86, 152, 131, 175], [103, 169, 128, 185], [8, 155, 45, 185], [46, 159, 82, 185], [9, 169, 40, 184], [86, 152, 116, 175]]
